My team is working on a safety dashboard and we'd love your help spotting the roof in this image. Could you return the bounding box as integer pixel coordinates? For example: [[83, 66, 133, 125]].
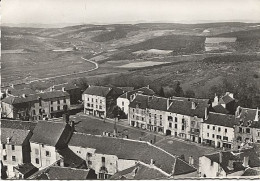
[[52, 83, 80, 91], [1, 128, 31, 145], [219, 94, 235, 104], [14, 163, 38, 175], [212, 104, 230, 114], [236, 107, 260, 128], [1, 90, 70, 105], [204, 147, 260, 174], [57, 147, 86, 168], [204, 112, 237, 128], [118, 87, 135, 92], [110, 162, 169, 179], [242, 168, 260, 176], [1, 119, 37, 131], [68, 133, 197, 175], [35, 166, 91, 180], [83, 85, 112, 97], [6, 88, 36, 97], [119, 87, 155, 99], [30, 121, 70, 146]]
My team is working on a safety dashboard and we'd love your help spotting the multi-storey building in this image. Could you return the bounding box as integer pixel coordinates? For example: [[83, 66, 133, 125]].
[[117, 86, 155, 116], [1, 90, 70, 121], [234, 106, 260, 149], [82, 85, 124, 118], [68, 132, 197, 179], [1, 128, 33, 178], [30, 119, 73, 169], [202, 112, 237, 149]]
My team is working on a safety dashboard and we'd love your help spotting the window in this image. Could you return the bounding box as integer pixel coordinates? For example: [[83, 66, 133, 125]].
[[223, 136, 228, 141], [160, 115, 162, 120], [57, 106, 60, 110], [175, 124, 177, 129], [211, 160, 214, 166], [99, 105, 102, 109], [92, 98, 94, 102], [32, 110, 36, 115], [217, 135, 222, 139], [169, 123, 172, 128], [51, 107, 53, 112], [3, 144, 6, 149], [87, 98, 89, 101], [57, 100, 60, 104], [213, 126, 215, 130], [258, 132, 260, 137], [175, 117, 178, 122], [182, 118, 185, 124], [35, 149, 39, 155], [96, 99, 98, 103], [39, 100, 42, 107], [12, 156, 16, 162], [132, 115, 134, 118], [46, 151, 51, 157], [246, 128, 250, 134], [136, 116, 139, 120], [142, 117, 144, 121], [100, 100, 102, 104], [102, 157, 105, 163], [87, 152, 92, 157], [207, 133, 209, 137], [154, 114, 157, 119], [3, 155, 7, 161], [64, 99, 66, 103], [212, 134, 215, 138], [122, 101, 124, 106], [182, 125, 185, 130], [207, 125, 210, 129], [36, 158, 39, 164], [12, 145, 15, 150], [218, 127, 221, 132], [96, 105, 98, 109], [239, 127, 243, 133], [87, 103, 90, 107], [225, 128, 227, 133], [51, 101, 53, 105], [149, 113, 151, 117], [133, 108, 135, 112]]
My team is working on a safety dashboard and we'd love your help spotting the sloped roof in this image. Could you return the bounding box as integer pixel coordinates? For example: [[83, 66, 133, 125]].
[[1, 128, 31, 145], [212, 104, 229, 114], [119, 87, 155, 99], [30, 121, 69, 146], [204, 147, 260, 174], [236, 107, 260, 128], [219, 94, 235, 104], [1, 119, 37, 131], [57, 147, 86, 168], [68, 133, 196, 175], [110, 162, 169, 179], [83, 86, 112, 97], [242, 168, 260, 176], [35, 166, 91, 180], [14, 163, 38, 175], [1, 91, 69, 105], [129, 94, 150, 109], [118, 87, 135, 92], [52, 83, 80, 91], [7, 88, 36, 97], [204, 112, 237, 128]]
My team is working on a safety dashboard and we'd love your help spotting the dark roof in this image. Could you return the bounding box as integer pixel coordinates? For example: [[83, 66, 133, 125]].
[[219, 94, 235, 104], [7, 88, 36, 97], [14, 163, 38, 175], [205, 112, 237, 128], [1, 128, 31, 145], [1, 119, 37, 131], [110, 162, 169, 179], [242, 168, 260, 176], [129, 94, 150, 109], [57, 147, 86, 168], [1, 90, 69, 105], [35, 166, 91, 180], [83, 85, 112, 97], [68, 133, 196, 175], [30, 121, 69, 146], [118, 87, 135, 92], [52, 83, 80, 91], [204, 147, 260, 174], [119, 87, 155, 99], [236, 107, 260, 128], [212, 104, 230, 114]]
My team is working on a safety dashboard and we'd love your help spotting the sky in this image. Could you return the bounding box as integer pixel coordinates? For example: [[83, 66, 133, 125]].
[[2, 0, 260, 26]]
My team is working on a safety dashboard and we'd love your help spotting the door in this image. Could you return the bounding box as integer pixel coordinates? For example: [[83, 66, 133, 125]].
[[166, 129, 171, 136]]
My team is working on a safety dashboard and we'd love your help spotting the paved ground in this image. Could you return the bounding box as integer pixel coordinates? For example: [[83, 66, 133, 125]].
[[69, 113, 217, 168]]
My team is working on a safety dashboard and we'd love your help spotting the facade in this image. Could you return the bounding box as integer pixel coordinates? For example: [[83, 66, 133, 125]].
[[233, 106, 260, 149], [30, 120, 74, 169], [1, 128, 33, 178], [202, 112, 237, 149], [82, 85, 124, 118], [1, 90, 71, 121], [199, 147, 260, 178], [117, 86, 155, 116], [68, 133, 197, 179]]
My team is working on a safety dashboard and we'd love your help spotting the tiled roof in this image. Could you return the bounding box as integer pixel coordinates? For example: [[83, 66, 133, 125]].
[[204, 147, 260, 174], [14, 163, 38, 175], [219, 94, 235, 104], [212, 104, 229, 114], [110, 162, 169, 179], [1, 90, 69, 105], [57, 147, 86, 168], [35, 166, 91, 180], [68, 133, 197, 175], [242, 168, 260, 176], [204, 112, 237, 128], [83, 85, 112, 97], [30, 121, 70, 146], [236, 107, 260, 128], [119, 87, 155, 99], [129, 94, 150, 109], [7, 88, 36, 96], [1, 119, 37, 131], [1, 128, 31, 145]]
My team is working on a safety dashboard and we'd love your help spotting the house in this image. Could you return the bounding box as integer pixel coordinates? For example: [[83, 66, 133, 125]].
[[117, 86, 155, 116], [82, 85, 124, 118], [1, 90, 70, 121], [234, 106, 260, 149], [67, 132, 197, 179], [29, 119, 74, 169], [202, 112, 237, 149], [31, 166, 97, 180], [13, 163, 38, 179], [212, 92, 236, 114], [1, 128, 33, 178], [199, 147, 260, 178]]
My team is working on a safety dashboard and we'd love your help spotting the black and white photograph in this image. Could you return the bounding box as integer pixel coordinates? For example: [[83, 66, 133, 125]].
[[1, 0, 260, 179]]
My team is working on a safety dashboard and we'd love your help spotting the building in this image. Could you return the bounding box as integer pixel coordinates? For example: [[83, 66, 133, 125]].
[[82, 85, 124, 118], [13, 163, 38, 179], [202, 112, 237, 149], [1, 128, 33, 178], [117, 86, 155, 116], [30, 120, 74, 169], [199, 147, 260, 178], [68, 132, 197, 179], [1, 90, 70, 121], [234, 106, 260, 149], [212, 92, 236, 114]]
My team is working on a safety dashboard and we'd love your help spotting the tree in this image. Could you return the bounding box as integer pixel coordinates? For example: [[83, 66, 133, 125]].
[[174, 81, 184, 97], [185, 89, 195, 98], [111, 106, 127, 119], [71, 77, 89, 91], [159, 86, 165, 97]]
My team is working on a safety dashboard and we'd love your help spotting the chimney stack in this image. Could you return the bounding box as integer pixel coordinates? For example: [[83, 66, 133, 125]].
[[63, 113, 70, 124], [205, 107, 208, 120], [150, 159, 154, 165], [22, 94, 26, 98], [10, 84, 14, 88], [188, 156, 194, 165], [243, 156, 249, 167], [254, 108, 259, 122], [212, 94, 219, 107], [191, 102, 196, 109], [167, 98, 172, 110], [7, 137, 11, 144], [219, 152, 222, 164], [62, 87, 66, 92]]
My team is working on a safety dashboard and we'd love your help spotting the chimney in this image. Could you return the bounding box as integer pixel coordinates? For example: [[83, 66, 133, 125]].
[[63, 113, 69, 124], [191, 102, 196, 109], [204, 107, 208, 120], [7, 137, 11, 144], [22, 94, 26, 98], [228, 160, 234, 170], [62, 87, 66, 92], [219, 152, 222, 164], [254, 108, 259, 122], [51, 86, 55, 92], [150, 159, 154, 165], [147, 85, 150, 89], [70, 120, 75, 131], [189, 156, 194, 165], [212, 94, 219, 107], [5, 89, 10, 95], [243, 156, 249, 167], [10, 84, 14, 88], [167, 98, 172, 110], [130, 93, 136, 102], [60, 158, 65, 167], [229, 93, 234, 99]]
